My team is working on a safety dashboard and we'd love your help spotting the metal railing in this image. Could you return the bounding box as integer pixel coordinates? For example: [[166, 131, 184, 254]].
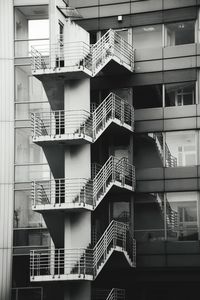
[[31, 93, 134, 141], [32, 156, 135, 209], [32, 178, 93, 207], [31, 29, 134, 75], [31, 109, 92, 139], [30, 221, 136, 280], [93, 288, 125, 300], [31, 41, 92, 71], [91, 29, 134, 75]]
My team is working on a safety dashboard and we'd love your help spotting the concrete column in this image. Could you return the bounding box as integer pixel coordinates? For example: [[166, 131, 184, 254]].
[[0, 1, 14, 300], [64, 78, 91, 300]]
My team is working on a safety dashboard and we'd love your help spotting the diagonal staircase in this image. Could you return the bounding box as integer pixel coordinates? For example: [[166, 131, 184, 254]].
[[32, 156, 135, 211], [31, 92, 134, 144], [30, 221, 136, 282], [31, 29, 134, 76]]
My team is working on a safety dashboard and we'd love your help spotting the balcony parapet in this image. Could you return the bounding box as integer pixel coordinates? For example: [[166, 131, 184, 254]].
[[31, 29, 134, 79], [31, 93, 134, 145], [32, 156, 135, 212]]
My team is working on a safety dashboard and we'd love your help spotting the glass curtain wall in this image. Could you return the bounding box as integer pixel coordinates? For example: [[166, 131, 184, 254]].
[[134, 192, 199, 241], [14, 6, 51, 251]]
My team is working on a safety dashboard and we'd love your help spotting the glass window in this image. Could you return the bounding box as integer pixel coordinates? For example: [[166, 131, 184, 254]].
[[15, 102, 50, 120], [166, 192, 198, 241], [15, 6, 49, 57], [165, 82, 196, 107], [15, 164, 50, 182], [165, 21, 195, 46], [134, 133, 164, 169], [133, 84, 162, 109], [15, 66, 48, 102], [13, 228, 50, 247], [134, 193, 165, 241], [111, 201, 130, 224], [14, 190, 45, 228], [133, 25, 162, 49], [15, 128, 47, 164], [165, 131, 197, 167]]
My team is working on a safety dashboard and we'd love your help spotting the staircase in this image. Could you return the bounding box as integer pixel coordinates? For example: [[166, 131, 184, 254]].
[[31, 29, 134, 76], [31, 92, 134, 144], [32, 156, 135, 211], [30, 221, 136, 282]]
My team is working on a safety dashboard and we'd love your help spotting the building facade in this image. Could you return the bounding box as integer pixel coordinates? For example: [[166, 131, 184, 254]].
[[1, 0, 200, 299]]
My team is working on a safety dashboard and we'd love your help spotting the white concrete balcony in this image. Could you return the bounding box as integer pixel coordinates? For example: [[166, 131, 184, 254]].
[[31, 93, 134, 146], [32, 156, 135, 212], [31, 29, 134, 80], [30, 221, 136, 282]]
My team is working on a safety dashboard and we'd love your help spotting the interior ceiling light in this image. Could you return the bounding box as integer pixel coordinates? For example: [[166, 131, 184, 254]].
[[178, 24, 185, 29], [143, 27, 155, 32]]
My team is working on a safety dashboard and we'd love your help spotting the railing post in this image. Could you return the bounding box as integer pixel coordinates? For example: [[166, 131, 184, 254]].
[[58, 249, 60, 278], [121, 99, 124, 125], [32, 181, 36, 208], [112, 93, 115, 120], [33, 113, 36, 138]]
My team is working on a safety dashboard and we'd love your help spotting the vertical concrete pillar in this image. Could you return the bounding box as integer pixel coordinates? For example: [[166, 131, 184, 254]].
[[0, 1, 14, 300], [64, 78, 91, 299]]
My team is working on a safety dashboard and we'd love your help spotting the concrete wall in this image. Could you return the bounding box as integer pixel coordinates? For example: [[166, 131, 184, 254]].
[[0, 1, 14, 300]]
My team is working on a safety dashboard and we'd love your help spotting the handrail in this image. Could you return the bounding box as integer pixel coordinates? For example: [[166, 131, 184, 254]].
[[31, 29, 134, 74], [32, 156, 135, 209], [30, 221, 136, 280], [31, 92, 134, 141]]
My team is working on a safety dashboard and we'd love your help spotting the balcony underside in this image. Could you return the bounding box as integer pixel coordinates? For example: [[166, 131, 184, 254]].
[[32, 58, 133, 83], [32, 65, 91, 82], [33, 133, 93, 146], [32, 180, 134, 214]]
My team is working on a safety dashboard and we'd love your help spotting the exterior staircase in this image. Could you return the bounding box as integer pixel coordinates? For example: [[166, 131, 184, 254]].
[[31, 92, 134, 144], [32, 156, 135, 211], [31, 29, 134, 76], [30, 220, 136, 282]]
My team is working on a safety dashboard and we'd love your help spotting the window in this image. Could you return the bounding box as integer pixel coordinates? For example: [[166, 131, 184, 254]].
[[134, 193, 165, 241], [133, 84, 162, 109], [133, 25, 162, 49], [134, 133, 164, 169], [165, 82, 196, 106], [166, 192, 198, 241], [165, 131, 197, 167], [15, 6, 49, 57], [165, 21, 195, 46]]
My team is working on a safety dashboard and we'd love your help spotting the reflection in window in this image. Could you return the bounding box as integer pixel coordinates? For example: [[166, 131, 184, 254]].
[[165, 82, 195, 107], [166, 192, 198, 241], [13, 228, 50, 247], [15, 66, 48, 102], [133, 25, 162, 49], [15, 164, 50, 182], [133, 85, 162, 109], [15, 128, 47, 164], [134, 193, 165, 241], [134, 133, 164, 169], [165, 131, 197, 167], [165, 21, 195, 46], [111, 201, 130, 225], [14, 190, 45, 228]]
